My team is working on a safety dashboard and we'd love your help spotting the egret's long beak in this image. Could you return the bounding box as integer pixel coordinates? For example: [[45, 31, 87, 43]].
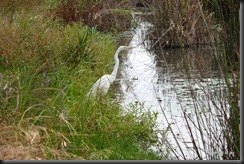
[[127, 46, 135, 50]]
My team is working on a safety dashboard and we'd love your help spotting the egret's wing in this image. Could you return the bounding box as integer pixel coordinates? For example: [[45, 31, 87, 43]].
[[93, 75, 112, 91], [87, 75, 115, 98]]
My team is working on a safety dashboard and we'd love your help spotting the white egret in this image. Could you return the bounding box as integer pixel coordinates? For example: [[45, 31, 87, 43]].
[[87, 46, 133, 99]]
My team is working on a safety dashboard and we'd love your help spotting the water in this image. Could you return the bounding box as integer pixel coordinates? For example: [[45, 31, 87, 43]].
[[116, 12, 230, 160]]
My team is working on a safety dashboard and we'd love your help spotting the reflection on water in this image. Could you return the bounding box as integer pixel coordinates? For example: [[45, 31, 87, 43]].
[[117, 12, 229, 160]]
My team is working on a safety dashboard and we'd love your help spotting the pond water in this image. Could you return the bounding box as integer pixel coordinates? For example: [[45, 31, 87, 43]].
[[116, 12, 230, 160]]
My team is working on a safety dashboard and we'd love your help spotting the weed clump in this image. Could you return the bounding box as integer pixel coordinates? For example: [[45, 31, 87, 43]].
[[0, 0, 161, 160], [148, 0, 223, 48]]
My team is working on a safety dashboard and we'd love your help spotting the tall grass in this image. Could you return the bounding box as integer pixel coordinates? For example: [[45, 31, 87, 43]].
[[0, 0, 161, 160], [149, 0, 223, 48], [148, 0, 240, 160]]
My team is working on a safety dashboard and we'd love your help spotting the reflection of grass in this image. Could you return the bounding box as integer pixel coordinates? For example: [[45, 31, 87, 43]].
[[153, 50, 239, 159], [0, 0, 162, 160], [154, 48, 239, 159]]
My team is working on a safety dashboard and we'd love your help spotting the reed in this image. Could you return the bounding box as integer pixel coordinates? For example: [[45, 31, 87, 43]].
[[149, 0, 240, 160], [149, 0, 223, 48]]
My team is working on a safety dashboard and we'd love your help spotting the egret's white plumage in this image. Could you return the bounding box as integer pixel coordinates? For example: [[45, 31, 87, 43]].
[[87, 46, 133, 99]]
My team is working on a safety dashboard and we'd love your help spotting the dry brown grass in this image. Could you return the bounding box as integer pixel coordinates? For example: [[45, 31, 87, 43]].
[[149, 0, 223, 48], [0, 124, 84, 160], [0, 144, 46, 160], [0, 125, 46, 160]]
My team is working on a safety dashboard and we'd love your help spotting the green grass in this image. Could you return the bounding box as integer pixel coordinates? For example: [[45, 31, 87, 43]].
[[0, 0, 162, 160]]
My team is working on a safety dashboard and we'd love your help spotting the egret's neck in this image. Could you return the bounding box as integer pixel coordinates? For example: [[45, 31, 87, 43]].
[[111, 49, 120, 77]]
